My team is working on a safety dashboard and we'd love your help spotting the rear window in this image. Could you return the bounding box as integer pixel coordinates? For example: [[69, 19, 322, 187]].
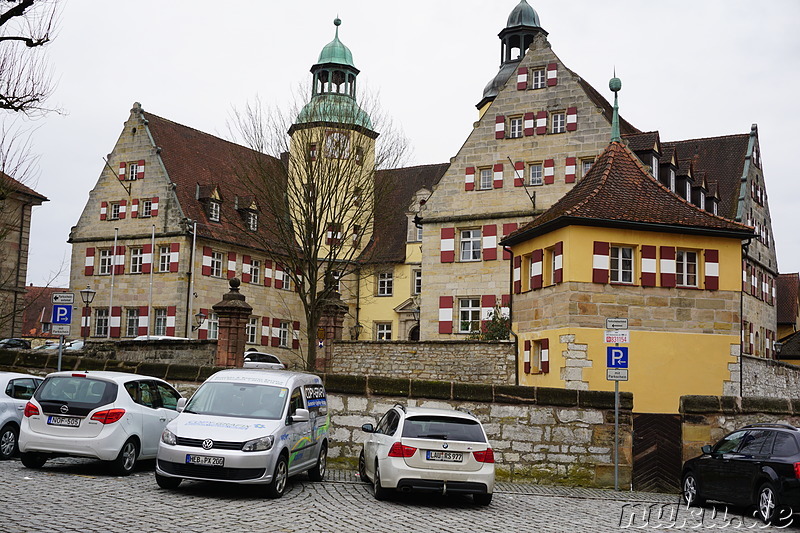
[[773, 432, 800, 457], [402, 415, 486, 443], [35, 376, 117, 408], [245, 353, 280, 364]]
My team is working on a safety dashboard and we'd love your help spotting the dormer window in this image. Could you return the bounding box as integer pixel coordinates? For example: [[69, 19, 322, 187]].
[[669, 170, 676, 192], [247, 212, 258, 231], [208, 201, 221, 222], [699, 193, 706, 210], [651, 155, 659, 180], [685, 181, 691, 200]]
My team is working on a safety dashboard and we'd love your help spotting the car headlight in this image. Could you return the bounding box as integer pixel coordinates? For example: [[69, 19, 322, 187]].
[[242, 435, 274, 452], [161, 428, 177, 446]]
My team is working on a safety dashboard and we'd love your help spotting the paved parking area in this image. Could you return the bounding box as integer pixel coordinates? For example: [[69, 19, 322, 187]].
[[1, 457, 797, 532]]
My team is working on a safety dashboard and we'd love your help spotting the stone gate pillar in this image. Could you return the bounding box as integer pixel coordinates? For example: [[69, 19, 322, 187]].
[[316, 295, 347, 373], [212, 278, 252, 368]]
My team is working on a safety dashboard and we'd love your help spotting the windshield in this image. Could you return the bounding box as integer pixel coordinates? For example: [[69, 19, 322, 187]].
[[184, 381, 288, 419], [402, 415, 486, 443]]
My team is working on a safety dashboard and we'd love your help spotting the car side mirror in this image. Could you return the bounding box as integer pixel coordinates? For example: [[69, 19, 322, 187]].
[[701, 444, 713, 454], [361, 423, 375, 433], [176, 397, 187, 413], [289, 408, 310, 424]]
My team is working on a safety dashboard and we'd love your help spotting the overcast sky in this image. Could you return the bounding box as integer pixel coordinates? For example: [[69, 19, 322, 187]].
[[21, 0, 800, 287]]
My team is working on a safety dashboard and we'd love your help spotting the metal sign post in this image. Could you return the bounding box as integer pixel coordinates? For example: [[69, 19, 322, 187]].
[[51, 294, 74, 372], [605, 318, 629, 492]]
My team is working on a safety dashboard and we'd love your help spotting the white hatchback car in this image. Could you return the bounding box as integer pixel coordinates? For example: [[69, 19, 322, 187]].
[[359, 405, 495, 505], [19, 371, 182, 475], [0, 372, 43, 459]]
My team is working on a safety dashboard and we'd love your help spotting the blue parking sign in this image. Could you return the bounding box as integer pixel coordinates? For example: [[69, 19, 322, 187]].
[[52, 304, 72, 325], [607, 346, 628, 368]]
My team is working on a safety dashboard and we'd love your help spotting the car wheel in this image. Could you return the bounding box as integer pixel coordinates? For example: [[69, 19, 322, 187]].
[[373, 463, 389, 501], [155, 472, 182, 490], [265, 454, 288, 499], [111, 439, 138, 476], [0, 424, 18, 459], [20, 452, 47, 469], [756, 482, 783, 525], [358, 450, 369, 482], [308, 443, 327, 482], [682, 471, 705, 507], [474, 493, 493, 506]]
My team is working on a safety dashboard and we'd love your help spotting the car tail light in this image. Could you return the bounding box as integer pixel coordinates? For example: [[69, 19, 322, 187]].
[[91, 408, 126, 424], [24, 402, 39, 417], [473, 448, 495, 463], [794, 462, 800, 479], [388, 442, 417, 458]]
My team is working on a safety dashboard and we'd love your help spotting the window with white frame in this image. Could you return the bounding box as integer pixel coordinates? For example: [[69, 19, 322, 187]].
[[533, 340, 544, 370], [651, 155, 659, 181], [676, 250, 698, 287], [94, 308, 109, 337], [158, 246, 171, 273], [529, 163, 543, 186], [376, 322, 392, 341], [458, 298, 481, 334], [211, 251, 224, 277], [130, 248, 143, 274], [460, 229, 481, 261], [154, 308, 167, 336], [610, 246, 634, 284], [248, 212, 258, 231], [581, 159, 594, 177], [127, 163, 139, 181], [377, 272, 393, 296], [110, 203, 121, 220], [251, 259, 261, 285], [412, 269, 422, 295], [509, 117, 523, 138], [279, 269, 292, 291], [208, 201, 221, 222], [278, 321, 290, 348], [551, 112, 566, 134], [246, 317, 258, 345], [685, 181, 691, 200], [125, 308, 139, 337], [531, 68, 546, 89], [208, 312, 219, 340], [479, 168, 492, 190], [141, 199, 152, 217], [669, 170, 676, 192], [99, 249, 113, 275]]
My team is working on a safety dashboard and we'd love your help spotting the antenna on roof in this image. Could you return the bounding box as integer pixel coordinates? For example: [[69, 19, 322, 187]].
[[507, 156, 535, 210], [102, 157, 131, 196]]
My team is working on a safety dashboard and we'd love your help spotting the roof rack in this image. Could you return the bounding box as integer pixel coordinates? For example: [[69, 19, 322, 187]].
[[456, 406, 475, 417], [393, 403, 406, 413], [743, 423, 799, 431]]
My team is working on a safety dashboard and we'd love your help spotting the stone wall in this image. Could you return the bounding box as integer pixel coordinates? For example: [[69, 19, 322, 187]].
[[328, 340, 517, 385], [322, 375, 632, 487], [680, 394, 800, 462], [723, 354, 800, 398], [83, 339, 217, 366]]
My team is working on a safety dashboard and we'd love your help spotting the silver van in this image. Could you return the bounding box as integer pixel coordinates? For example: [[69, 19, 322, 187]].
[[155, 369, 328, 498]]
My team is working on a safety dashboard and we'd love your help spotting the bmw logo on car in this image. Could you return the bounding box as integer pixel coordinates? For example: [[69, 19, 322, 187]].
[[202, 439, 214, 450], [442, 443, 448, 449]]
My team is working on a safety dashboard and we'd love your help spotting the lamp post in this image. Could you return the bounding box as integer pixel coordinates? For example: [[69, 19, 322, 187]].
[[350, 323, 363, 340], [79, 285, 96, 342], [191, 311, 207, 332]]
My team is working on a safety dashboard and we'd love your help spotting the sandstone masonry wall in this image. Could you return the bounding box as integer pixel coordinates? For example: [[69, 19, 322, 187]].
[[723, 354, 800, 398], [328, 340, 516, 385]]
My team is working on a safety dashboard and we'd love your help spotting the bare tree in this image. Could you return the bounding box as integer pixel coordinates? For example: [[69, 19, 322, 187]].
[[230, 90, 409, 369]]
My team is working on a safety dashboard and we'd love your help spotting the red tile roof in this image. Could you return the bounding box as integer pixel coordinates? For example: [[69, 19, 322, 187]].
[[20, 286, 64, 338], [503, 141, 754, 244], [777, 273, 799, 326], [1, 172, 47, 203]]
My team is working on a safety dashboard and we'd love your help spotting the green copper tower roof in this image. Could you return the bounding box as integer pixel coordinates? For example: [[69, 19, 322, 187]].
[[610, 74, 622, 143], [317, 18, 354, 67], [507, 0, 540, 28]]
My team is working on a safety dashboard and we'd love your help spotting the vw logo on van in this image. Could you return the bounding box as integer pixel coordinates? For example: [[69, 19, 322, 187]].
[[60, 404, 69, 414], [202, 439, 214, 450]]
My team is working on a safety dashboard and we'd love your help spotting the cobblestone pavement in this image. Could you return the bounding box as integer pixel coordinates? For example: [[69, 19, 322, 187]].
[[1, 457, 798, 532]]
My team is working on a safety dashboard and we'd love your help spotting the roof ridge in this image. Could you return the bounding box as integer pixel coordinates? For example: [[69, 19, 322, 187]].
[[663, 132, 750, 145]]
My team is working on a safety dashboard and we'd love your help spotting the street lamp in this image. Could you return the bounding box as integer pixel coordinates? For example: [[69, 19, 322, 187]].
[[350, 322, 363, 340], [191, 311, 207, 332], [79, 285, 96, 342]]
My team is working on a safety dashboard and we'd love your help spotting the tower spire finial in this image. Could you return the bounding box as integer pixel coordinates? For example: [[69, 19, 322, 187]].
[[334, 16, 341, 38], [609, 70, 622, 143]]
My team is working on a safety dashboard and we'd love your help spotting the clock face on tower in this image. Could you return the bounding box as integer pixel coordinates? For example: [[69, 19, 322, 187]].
[[325, 130, 350, 159]]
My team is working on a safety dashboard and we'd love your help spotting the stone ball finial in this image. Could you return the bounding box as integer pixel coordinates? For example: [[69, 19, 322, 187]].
[[229, 277, 241, 290], [609, 77, 621, 93], [334, 17, 341, 27]]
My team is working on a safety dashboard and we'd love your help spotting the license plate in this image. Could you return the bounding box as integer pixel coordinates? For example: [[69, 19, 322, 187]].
[[426, 450, 463, 462], [186, 454, 224, 467], [47, 416, 81, 427]]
